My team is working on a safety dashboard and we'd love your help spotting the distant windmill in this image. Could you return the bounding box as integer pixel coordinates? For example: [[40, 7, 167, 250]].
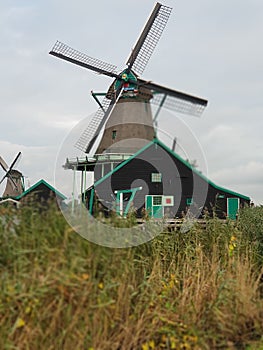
[[0, 152, 24, 198], [49, 2, 208, 156]]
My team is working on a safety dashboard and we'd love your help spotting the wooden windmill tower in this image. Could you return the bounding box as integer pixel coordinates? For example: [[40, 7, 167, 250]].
[[0, 152, 24, 198]]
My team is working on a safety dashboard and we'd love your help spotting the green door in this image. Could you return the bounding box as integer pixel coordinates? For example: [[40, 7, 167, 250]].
[[152, 205, 163, 218], [145, 195, 164, 218], [227, 198, 240, 220]]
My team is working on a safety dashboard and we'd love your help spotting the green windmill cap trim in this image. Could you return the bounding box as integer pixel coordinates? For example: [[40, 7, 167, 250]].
[[114, 69, 137, 90]]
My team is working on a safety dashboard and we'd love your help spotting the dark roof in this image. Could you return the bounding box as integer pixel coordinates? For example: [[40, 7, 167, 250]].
[[94, 138, 250, 201], [15, 179, 67, 200]]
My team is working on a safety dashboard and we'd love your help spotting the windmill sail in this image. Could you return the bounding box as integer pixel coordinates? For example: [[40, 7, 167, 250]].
[[151, 93, 206, 117], [138, 79, 208, 117], [75, 87, 124, 154], [75, 97, 112, 153], [50, 41, 118, 78], [49, 2, 208, 156], [126, 3, 172, 75], [0, 156, 8, 173]]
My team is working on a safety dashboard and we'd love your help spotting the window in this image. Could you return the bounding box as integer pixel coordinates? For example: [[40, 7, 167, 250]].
[[151, 173, 162, 182], [153, 196, 162, 206], [163, 196, 174, 206], [186, 198, 193, 205], [112, 130, 117, 140]]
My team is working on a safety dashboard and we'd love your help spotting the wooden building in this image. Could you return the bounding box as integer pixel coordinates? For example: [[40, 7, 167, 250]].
[[15, 179, 66, 207], [82, 138, 250, 220]]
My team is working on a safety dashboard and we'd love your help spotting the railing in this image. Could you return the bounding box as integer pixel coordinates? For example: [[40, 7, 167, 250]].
[[136, 218, 228, 231], [65, 153, 134, 166]]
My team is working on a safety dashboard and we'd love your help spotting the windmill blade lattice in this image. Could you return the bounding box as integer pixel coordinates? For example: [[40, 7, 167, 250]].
[[50, 41, 118, 78], [137, 78, 208, 117], [75, 87, 124, 154], [151, 93, 207, 117], [75, 97, 112, 153], [126, 3, 172, 75]]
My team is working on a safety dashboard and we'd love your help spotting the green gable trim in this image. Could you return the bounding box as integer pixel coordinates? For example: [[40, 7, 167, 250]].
[[94, 138, 250, 201], [155, 138, 250, 201], [15, 179, 67, 200]]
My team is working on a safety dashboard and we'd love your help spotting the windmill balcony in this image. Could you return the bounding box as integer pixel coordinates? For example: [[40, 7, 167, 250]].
[[64, 153, 134, 171]]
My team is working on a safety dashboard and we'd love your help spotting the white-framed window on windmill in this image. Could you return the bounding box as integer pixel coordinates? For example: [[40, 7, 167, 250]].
[[151, 173, 162, 183]]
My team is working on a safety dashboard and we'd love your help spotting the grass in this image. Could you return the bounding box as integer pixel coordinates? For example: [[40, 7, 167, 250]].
[[0, 204, 262, 349]]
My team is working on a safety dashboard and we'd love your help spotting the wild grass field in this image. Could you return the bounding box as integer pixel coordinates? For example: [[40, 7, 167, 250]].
[[0, 204, 262, 350]]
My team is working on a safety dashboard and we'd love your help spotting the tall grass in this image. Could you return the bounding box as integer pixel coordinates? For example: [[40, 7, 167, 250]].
[[0, 204, 262, 349]]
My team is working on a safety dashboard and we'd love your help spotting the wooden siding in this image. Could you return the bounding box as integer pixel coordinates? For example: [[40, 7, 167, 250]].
[[87, 141, 250, 218]]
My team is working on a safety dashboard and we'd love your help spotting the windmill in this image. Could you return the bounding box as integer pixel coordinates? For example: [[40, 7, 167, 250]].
[[49, 2, 208, 157], [0, 152, 24, 198]]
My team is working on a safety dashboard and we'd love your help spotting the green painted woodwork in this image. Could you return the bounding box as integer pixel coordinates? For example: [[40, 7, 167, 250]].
[[146, 195, 152, 210], [145, 195, 164, 218], [116, 187, 142, 217], [89, 188, 95, 215], [152, 205, 163, 218], [186, 197, 193, 205], [114, 69, 137, 91], [15, 179, 66, 201], [227, 198, 239, 220]]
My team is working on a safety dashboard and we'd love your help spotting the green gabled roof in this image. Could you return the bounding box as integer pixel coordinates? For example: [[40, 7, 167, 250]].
[[94, 138, 250, 201], [15, 179, 67, 200]]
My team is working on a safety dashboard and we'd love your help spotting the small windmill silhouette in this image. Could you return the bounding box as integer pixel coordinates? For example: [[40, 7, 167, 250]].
[[0, 152, 24, 198]]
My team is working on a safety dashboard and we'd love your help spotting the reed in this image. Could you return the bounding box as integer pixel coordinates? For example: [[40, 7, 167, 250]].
[[0, 204, 262, 349]]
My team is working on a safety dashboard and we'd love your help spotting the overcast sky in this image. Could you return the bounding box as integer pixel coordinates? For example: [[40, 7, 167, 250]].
[[1, 0, 262, 204]]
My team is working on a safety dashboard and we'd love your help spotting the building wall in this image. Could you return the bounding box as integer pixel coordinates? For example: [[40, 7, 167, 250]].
[[89, 142, 250, 218], [19, 183, 63, 207]]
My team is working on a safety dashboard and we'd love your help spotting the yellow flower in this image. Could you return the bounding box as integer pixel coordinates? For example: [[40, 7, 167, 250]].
[[82, 273, 89, 280], [25, 306, 31, 314], [149, 340, 155, 349], [142, 340, 155, 350], [98, 282, 104, 290], [161, 334, 167, 343], [14, 317, 25, 329], [171, 340, 177, 349]]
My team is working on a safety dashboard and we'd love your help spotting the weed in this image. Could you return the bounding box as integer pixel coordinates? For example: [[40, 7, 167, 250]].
[[0, 205, 262, 349]]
